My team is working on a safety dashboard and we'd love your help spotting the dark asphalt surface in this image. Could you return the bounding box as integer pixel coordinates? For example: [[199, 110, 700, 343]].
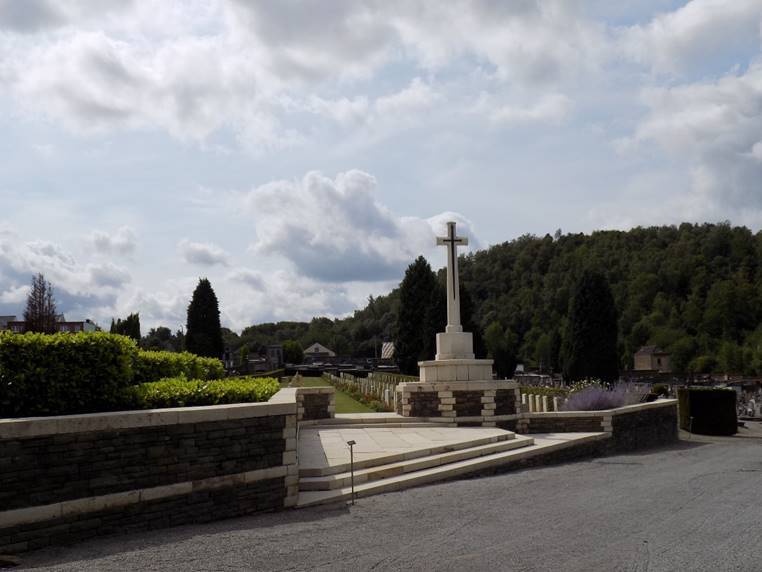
[[18, 430, 762, 572]]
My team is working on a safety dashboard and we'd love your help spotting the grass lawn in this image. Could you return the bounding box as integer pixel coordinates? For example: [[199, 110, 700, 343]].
[[280, 377, 374, 414]]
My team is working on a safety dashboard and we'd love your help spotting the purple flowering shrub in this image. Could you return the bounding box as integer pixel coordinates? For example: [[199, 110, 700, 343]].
[[561, 382, 647, 411]]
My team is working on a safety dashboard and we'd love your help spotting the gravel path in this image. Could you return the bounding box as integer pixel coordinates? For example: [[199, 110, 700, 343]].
[[18, 431, 762, 572]]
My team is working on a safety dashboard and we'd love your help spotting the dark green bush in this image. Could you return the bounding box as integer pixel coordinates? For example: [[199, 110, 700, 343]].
[[0, 331, 138, 417], [651, 384, 669, 397], [134, 351, 224, 384], [678, 387, 737, 436], [122, 376, 280, 409]]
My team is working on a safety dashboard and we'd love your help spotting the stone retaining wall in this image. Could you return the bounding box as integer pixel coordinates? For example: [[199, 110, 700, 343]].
[[517, 400, 678, 452], [0, 391, 301, 554]]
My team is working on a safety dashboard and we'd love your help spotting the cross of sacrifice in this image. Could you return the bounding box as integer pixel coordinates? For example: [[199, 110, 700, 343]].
[[436, 221, 468, 333]]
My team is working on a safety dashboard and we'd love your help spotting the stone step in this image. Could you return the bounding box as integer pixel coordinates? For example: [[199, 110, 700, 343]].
[[296, 433, 608, 507], [299, 437, 532, 491], [304, 422, 457, 430], [299, 431, 516, 477], [300, 414, 434, 427]]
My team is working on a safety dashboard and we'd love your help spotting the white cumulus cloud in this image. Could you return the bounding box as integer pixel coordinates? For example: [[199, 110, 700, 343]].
[[244, 170, 479, 282], [89, 226, 137, 256], [177, 239, 231, 267]]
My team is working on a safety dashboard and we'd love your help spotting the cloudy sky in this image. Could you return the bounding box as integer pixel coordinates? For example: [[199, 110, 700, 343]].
[[1, 0, 761, 332]]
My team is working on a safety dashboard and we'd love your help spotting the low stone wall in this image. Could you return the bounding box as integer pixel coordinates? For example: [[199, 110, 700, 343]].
[[396, 381, 520, 427], [517, 400, 678, 452], [0, 391, 300, 554], [283, 387, 336, 421]]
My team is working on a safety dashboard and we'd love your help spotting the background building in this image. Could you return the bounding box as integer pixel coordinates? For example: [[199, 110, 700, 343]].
[[634, 346, 671, 373]]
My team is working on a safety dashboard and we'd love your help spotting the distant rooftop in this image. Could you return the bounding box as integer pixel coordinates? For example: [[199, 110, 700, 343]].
[[635, 345, 669, 356]]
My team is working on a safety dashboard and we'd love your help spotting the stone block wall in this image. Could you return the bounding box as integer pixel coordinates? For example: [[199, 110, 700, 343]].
[[518, 400, 678, 453], [292, 387, 335, 421], [0, 394, 299, 554], [396, 381, 520, 427], [609, 402, 678, 452]]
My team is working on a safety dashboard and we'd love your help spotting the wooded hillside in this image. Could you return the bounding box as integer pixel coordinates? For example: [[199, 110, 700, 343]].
[[220, 223, 762, 375]]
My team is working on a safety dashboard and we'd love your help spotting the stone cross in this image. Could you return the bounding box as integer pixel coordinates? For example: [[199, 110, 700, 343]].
[[436, 221, 468, 333]]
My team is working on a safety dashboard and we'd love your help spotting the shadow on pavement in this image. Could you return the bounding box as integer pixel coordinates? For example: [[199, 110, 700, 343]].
[[20, 499, 353, 570]]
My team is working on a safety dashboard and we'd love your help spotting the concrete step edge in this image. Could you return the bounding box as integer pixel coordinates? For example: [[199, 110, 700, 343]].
[[296, 433, 608, 507], [299, 432, 516, 477], [299, 436, 534, 491]]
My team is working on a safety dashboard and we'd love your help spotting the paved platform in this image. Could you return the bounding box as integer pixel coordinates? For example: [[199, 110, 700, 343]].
[[298, 425, 514, 475]]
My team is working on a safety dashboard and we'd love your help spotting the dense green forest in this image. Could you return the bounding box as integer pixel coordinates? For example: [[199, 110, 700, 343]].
[[182, 223, 762, 376]]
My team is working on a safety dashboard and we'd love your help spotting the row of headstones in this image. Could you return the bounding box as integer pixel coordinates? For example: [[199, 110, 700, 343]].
[[335, 372, 398, 408], [521, 393, 563, 413]]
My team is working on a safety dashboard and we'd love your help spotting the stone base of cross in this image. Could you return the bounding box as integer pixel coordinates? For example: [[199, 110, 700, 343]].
[[435, 331, 474, 360]]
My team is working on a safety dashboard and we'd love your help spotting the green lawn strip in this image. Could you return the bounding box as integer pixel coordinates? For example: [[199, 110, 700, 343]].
[[279, 378, 374, 414]]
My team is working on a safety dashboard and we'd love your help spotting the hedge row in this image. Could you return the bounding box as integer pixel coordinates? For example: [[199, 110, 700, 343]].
[[0, 332, 225, 417], [0, 332, 136, 417], [123, 376, 280, 409], [134, 351, 225, 384]]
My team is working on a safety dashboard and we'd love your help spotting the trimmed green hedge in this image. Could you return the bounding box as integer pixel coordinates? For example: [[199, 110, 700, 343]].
[[134, 351, 224, 384], [0, 331, 137, 417], [122, 376, 280, 409], [0, 332, 227, 417], [678, 387, 737, 436]]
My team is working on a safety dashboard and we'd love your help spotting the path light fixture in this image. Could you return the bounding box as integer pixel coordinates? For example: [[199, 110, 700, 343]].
[[346, 440, 356, 505]]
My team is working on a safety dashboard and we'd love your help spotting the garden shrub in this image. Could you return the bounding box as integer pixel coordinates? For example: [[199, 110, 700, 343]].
[[651, 383, 669, 398], [562, 383, 647, 411], [0, 331, 137, 417], [134, 350, 224, 384], [122, 376, 280, 409], [677, 387, 737, 436]]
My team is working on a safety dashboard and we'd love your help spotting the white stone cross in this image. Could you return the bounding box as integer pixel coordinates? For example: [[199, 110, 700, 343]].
[[436, 221, 468, 333]]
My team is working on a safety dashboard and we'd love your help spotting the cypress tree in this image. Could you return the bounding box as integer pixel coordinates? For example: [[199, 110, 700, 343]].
[[460, 283, 486, 359], [396, 256, 439, 374], [563, 269, 619, 383], [484, 321, 517, 378], [185, 278, 224, 358], [421, 279, 446, 361]]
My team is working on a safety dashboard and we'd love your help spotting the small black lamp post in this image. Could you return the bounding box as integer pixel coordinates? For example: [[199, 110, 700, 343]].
[[347, 440, 356, 505]]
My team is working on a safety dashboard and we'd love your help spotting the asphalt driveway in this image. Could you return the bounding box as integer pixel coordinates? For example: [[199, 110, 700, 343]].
[[17, 427, 762, 572]]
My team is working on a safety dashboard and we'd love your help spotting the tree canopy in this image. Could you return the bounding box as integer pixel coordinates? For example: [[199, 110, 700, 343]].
[[142, 222, 762, 377], [110, 313, 141, 341]]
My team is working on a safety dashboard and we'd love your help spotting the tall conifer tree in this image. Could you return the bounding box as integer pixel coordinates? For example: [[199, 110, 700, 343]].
[[563, 269, 619, 383], [185, 278, 224, 358], [23, 273, 58, 333], [396, 257, 439, 374]]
